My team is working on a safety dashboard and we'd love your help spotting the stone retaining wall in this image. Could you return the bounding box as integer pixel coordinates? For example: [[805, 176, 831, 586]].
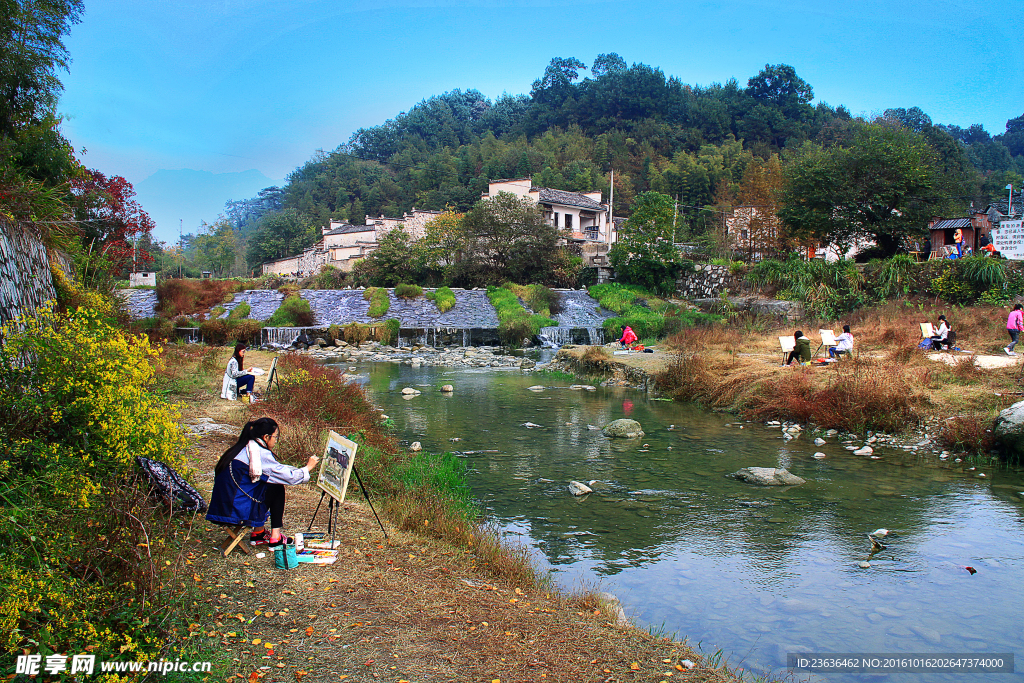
[[675, 264, 745, 299], [0, 219, 59, 325]]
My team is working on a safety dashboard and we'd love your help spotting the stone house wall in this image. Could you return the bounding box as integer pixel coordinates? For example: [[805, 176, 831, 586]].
[[675, 264, 745, 299]]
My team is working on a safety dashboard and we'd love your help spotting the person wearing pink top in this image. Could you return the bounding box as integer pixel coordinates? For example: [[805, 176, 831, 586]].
[[1006, 304, 1023, 356]]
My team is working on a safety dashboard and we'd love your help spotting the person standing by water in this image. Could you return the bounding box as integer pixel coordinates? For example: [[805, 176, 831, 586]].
[[222, 342, 256, 400], [1006, 304, 1023, 356]]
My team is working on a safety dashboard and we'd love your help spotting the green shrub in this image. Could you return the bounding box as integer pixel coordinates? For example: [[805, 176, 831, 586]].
[[301, 265, 347, 289], [363, 286, 378, 300], [378, 318, 401, 345], [227, 301, 251, 320], [394, 283, 423, 299], [433, 286, 456, 313], [0, 305, 192, 657], [327, 323, 342, 342], [486, 285, 557, 347], [930, 267, 976, 305], [367, 287, 390, 318], [265, 296, 315, 327], [873, 254, 916, 299], [746, 256, 865, 318], [199, 318, 229, 345], [230, 318, 263, 343]]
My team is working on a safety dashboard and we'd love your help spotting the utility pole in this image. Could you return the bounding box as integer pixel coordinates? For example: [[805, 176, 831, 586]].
[[1008, 184, 1015, 217], [673, 194, 679, 242], [179, 218, 183, 278], [608, 169, 614, 244]]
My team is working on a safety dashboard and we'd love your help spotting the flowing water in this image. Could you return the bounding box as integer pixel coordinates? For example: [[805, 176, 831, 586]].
[[332, 360, 1024, 682]]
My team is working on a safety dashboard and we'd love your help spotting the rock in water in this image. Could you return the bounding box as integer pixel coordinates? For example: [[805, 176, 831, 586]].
[[853, 446, 873, 455], [400, 387, 421, 395], [409, 442, 422, 452], [870, 528, 889, 537], [439, 384, 454, 392], [603, 419, 645, 438], [814, 438, 826, 446], [728, 467, 806, 486], [993, 400, 1024, 460], [813, 452, 826, 459], [568, 480, 593, 496], [527, 385, 545, 391]]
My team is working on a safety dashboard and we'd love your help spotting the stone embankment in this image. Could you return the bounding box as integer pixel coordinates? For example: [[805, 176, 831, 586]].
[[299, 339, 534, 369]]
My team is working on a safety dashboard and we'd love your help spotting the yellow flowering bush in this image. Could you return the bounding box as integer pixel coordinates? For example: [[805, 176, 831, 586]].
[[0, 303, 195, 664]]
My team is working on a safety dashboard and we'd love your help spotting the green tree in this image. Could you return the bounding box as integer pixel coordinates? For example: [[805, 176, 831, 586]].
[[460, 192, 565, 285], [193, 218, 240, 276], [245, 208, 318, 267], [354, 228, 426, 286], [781, 122, 958, 256], [610, 191, 689, 294]]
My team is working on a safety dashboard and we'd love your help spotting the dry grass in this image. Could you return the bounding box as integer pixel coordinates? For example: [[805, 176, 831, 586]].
[[939, 413, 996, 455], [569, 299, 1024, 435]]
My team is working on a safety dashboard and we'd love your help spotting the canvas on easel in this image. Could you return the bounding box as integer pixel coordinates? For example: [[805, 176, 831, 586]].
[[316, 430, 357, 503]]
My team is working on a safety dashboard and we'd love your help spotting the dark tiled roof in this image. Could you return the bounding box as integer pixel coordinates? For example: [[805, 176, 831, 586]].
[[325, 223, 376, 235], [930, 218, 971, 230], [537, 188, 605, 211]]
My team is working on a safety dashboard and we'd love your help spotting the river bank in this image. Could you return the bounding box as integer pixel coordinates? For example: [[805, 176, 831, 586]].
[[173, 346, 741, 683]]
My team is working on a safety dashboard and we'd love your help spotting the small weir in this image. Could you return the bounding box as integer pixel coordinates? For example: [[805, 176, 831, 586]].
[[129, 286, 615, 349]]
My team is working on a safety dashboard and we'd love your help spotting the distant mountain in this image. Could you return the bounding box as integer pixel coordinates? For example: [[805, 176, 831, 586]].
[[135, 168, 282, 243]]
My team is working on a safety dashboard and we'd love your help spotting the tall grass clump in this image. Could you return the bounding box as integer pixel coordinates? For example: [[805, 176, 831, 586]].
[[226, 301, 251, 320], [939, 414, 995, 455], [364, 286, 390, 317], [433, 286, 456, 313], [394, 283, 423, 299], [265, 295, 314, 327], [300, 264, 347, 289], [379, 318, 400, 345], [743, 359, 920, 433], [487, 285, 557, 347], [0, 305, 196, 663], [155, 278, 253, 317], [505, 283, 561, 317]]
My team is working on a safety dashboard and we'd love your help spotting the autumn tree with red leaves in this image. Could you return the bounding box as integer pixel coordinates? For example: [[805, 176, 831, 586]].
[[71, 169, 155, 274]]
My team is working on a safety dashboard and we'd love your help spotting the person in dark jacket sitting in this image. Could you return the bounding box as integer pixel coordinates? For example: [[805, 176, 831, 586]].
[[785, 331, 812, 366], [206, 417, 319, 546]]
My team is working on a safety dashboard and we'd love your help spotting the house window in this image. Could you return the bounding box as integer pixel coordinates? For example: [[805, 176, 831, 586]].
[[741, 229, 748, 240], [553, 212, 559, 227], [565, 214, 573, 230]]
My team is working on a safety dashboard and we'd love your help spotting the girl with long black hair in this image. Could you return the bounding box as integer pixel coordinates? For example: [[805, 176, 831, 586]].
[[207, 417, 319, 546], [221, 343, 256, 400]]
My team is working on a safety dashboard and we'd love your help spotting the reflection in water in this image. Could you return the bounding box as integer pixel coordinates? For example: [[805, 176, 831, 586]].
[[336, 360, 1024, 683]]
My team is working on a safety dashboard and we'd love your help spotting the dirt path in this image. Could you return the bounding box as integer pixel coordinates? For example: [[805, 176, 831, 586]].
[[182, 349, 739, 683]]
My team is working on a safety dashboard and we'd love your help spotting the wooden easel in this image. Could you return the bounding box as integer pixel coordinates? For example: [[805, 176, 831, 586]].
[[266, 356, 279, 394]]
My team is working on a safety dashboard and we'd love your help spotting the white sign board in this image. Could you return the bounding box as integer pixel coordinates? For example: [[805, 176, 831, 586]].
[[992, 220, 1024, 260]]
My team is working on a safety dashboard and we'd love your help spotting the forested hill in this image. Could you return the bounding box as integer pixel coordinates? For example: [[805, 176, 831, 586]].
[[230, 55, 1024, 267]]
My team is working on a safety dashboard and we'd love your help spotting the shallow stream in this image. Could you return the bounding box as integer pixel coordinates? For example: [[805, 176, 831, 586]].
[[332, 360, 1024, 682]]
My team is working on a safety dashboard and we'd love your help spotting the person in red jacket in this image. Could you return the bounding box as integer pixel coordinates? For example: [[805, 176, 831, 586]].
[[619, 325, 638, 348]]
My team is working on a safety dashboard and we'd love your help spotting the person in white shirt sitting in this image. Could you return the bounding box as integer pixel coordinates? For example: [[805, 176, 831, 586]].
[[830, 325, 854, 359], [930, 315, 950, 351]]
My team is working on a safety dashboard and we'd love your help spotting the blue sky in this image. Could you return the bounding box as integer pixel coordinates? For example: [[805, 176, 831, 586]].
[[59, 0, 1024, 243]]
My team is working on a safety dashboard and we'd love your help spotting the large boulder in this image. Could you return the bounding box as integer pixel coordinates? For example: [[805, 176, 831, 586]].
[[729, 467, 806, 486], [603, 419, 644, 438], [994, 400, 1024, 462]]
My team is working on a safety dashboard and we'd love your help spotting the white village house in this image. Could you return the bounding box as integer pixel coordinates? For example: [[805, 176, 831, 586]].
[[261, 177, 620, 277]]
